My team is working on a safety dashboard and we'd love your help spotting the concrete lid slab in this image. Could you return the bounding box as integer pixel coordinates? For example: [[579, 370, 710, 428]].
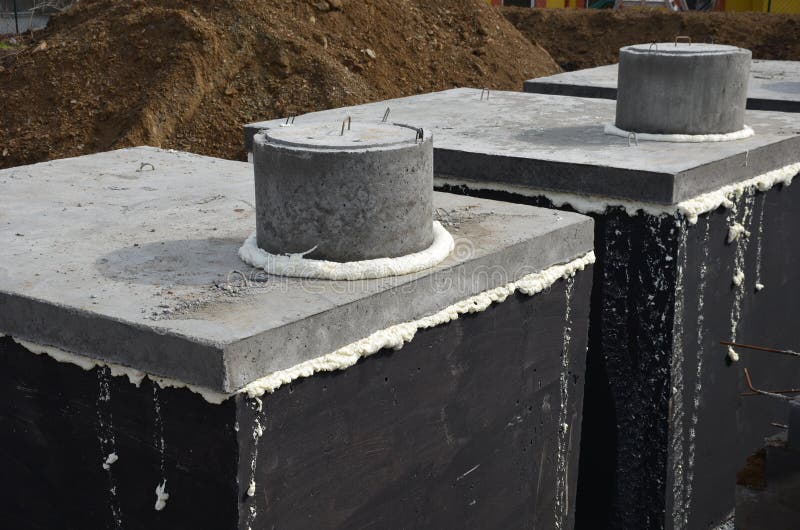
[[0, 147, 593, 392], [245, 88, 800, 204], [622, 42, 747, 56], [523, 60, 800, 113], [263, 121, 421, 150]]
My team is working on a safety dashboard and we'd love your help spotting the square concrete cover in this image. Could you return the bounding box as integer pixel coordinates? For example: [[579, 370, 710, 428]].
[[0, 147, 593, 393], [523, 59, 800, 113], [245, 88, 800, 204]]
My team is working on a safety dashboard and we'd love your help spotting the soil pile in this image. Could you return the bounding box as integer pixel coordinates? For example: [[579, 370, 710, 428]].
[[504, 7, 800, 71], [0, 0, 559, 168]]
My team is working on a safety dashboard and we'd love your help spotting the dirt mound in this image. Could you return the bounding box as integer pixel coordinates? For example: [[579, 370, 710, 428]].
[[0, 0, 559, 168], [504, 7, 800, 72]]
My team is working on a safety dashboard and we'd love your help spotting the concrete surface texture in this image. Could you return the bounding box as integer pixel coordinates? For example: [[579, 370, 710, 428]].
[[253, 122, 433, 261], [0, 147, 593, 393], [523, 60, 800, 113], [244, 88, 800, 204], [616, 43, 751, 135]]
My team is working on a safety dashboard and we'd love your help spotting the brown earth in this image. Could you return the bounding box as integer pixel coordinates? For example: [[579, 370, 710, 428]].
[[737, 447, 767, 491], [0, 0, 559, 169], [504, 7, 800, 71]]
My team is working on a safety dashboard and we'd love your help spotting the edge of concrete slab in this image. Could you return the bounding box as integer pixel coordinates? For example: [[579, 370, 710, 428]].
[[522, 79, 618, 100], [244, 89, 800, 205], [222, 214, 595, 392]]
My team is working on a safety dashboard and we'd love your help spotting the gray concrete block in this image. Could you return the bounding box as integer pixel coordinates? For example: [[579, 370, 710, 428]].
[[253, 122, 433, 261], [523, 60, 800, 114], [244, 88, 800, 204], [0, 147, 594, 393], [524, 64, 620, 100], [616, 43, 751, 135]]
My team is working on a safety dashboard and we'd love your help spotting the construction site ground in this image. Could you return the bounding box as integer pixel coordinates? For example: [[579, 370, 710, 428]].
[[1, 1, 798, 170], [505, 7, 800, 71]]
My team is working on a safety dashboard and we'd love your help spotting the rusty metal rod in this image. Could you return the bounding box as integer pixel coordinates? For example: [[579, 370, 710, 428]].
[[742, 390, 800, 397], [720, 341, 800, 359], [741, 368, 795, 401]]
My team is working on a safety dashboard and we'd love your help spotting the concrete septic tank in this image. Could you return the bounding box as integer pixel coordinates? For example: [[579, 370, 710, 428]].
[[0, 147, 595, 529], [245, 88, 800, 530], [523, 59, 800, 114]]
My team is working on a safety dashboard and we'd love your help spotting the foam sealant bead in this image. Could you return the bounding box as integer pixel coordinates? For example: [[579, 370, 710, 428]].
[[604, 123, 755, 143], [102, 452, 118, 471], [727, 223, 750, 244], [6, 250, 595, 404], [238, 221, 454, 281], [154, 480, 169, 511]]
